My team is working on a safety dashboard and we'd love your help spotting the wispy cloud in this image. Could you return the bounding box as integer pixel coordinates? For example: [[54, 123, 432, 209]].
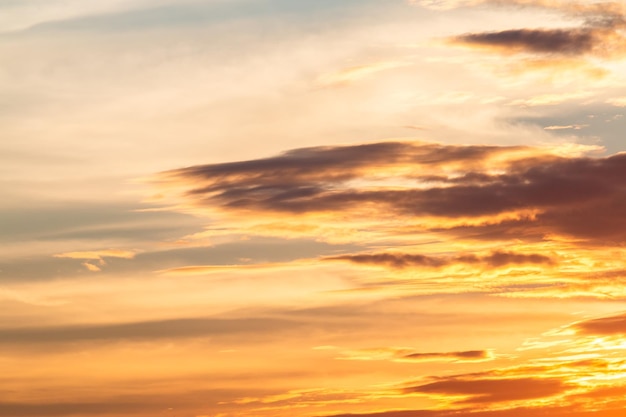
[[324, 251, 555, 269], [403, 375, 570, 403], [54, 249, 136, 272], [315, 61, 409, 87], [335, 346, 494, 362], [544, 124, 588, 130], [400, 349, 494, 362], [54, 249, 136, 260]]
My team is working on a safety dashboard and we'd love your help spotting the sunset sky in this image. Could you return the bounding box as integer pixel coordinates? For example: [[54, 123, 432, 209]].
[[3, 1, 626, 416]]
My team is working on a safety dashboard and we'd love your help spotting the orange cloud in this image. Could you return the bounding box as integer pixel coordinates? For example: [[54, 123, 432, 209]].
[[54, 249, 137, 272], [403, 376, 571, 404], [54, 249, 136, 260]]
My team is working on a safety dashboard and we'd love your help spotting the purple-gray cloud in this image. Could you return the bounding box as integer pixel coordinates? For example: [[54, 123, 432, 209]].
[[447, 0, 626, 58], [324, 251, 555, 269], [453, 28, 598, 55], [401, 350, 490, 361], [158, 141, 626, 245]]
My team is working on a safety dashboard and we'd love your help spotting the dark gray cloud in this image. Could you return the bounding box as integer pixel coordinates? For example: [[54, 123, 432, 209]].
[[327, 253, 447, 268], [453, 28, 598, 55], [160, 141, 626, 245], [324, 251, 555, 269], [447, 0, 626, 58], [162, 142, 516, 215], [159, 141, 523, 215]]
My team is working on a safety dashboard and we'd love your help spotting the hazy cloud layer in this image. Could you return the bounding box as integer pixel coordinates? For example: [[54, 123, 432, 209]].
[[0, 317, 300, 345], [0, 388, 265, 417]]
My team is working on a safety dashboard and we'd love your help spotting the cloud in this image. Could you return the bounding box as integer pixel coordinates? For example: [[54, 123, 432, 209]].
[[452, 28, 599, 55], [336, 346, 494, 362], [53, 249, 136, 260], [436, 0, 626, 75], [159, 141, 521, 190], [54, 248, 137, 272], [156, 141, 626, 245], [0, 316, 300, 345], [316, 61, 409, 87], [0, 387, 266, 417], [571, 312, 626, 336], [401, 349, 493, 362], [404, 376, 569, 403], [322, 344, 626, 417], [543, 124, 588, 130], [324, 251, 555, 269]]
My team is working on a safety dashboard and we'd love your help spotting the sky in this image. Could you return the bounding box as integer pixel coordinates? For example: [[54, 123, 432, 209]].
[[3, 0, 626, 416]]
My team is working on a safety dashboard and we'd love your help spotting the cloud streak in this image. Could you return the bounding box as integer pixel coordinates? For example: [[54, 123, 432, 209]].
[[443, 0, 626, 59], [0, 316, 300, 345], [401, 349, 492, 362], [157, 141, 626, 245], [404, 376, 570, 403], [452, 28, 599, 55], [324, 251, 555, 269], [571, 312, 626, 336]]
